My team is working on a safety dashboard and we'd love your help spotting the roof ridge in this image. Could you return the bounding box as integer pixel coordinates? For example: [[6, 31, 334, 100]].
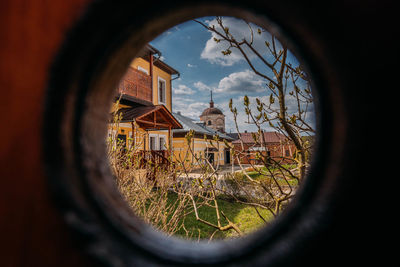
[[172, 112, 233, 140]]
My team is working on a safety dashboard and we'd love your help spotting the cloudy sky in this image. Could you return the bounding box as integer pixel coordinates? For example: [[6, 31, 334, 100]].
[[150, 17, 315, 133]]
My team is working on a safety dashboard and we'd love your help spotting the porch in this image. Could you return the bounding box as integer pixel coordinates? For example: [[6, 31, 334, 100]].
[[117, 104, 182, 179]]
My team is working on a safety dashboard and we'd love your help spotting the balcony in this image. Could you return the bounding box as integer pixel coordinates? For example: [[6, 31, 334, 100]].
[[118, 67, 152, 103]]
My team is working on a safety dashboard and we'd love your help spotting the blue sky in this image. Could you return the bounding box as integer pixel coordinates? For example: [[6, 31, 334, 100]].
[[150, 17, 314, 133]]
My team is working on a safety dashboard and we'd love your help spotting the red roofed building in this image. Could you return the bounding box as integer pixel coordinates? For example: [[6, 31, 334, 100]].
[[232, 131, 296, 165]]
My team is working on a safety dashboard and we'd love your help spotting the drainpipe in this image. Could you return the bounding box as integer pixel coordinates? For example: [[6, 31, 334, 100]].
[[170, 72, 180, 111], [149, 49, 161, 104], [149, 54, 154, 103]]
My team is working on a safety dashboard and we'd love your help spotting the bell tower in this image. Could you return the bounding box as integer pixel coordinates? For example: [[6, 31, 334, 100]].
[[199, 90, 225, 133]]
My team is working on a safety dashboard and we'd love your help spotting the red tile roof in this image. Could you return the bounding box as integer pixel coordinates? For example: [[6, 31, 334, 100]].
[[232, 132, 287, 144]]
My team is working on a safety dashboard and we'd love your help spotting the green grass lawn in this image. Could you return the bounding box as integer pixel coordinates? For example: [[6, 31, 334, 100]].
[[167, 193, 274, 240], [242, 166, 299, 187]]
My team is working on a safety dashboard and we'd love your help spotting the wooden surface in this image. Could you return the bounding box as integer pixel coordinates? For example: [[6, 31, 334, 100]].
[[0, 0, 398, 266], [119, 67, 153, 102], [0, 1, 95, 266]]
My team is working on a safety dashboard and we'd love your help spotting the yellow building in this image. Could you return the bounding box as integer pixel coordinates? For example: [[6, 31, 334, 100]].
[[109, 45, 182, 162], [172, 111, 234, 169], [109, 44, 233, 171]]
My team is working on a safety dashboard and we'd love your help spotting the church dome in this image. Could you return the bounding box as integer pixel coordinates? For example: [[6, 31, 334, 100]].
[[201, 107, 223, 116], [200, 90, 224, 117], [199, 90, 226, 133]]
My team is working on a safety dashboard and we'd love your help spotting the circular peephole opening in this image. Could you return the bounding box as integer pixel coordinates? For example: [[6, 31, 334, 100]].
[[109, 16, 316, 242], [46, 3, 328, 266]]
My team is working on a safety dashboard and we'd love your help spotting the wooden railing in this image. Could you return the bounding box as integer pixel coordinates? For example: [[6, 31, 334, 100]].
[[118, 67, 152, 103], [135, 150, 174, 180], [137, 150, 170, 166]]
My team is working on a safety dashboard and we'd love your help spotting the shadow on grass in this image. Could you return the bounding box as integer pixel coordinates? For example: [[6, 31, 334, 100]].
[[166, 192, 274, 241]]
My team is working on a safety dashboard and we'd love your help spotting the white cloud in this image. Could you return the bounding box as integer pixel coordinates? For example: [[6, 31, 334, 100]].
[[187, 63, 197, 68], [173, 84, 195, 95], [193, 81, 213, 92], [194, 70, 265, 94], [174, 96, 195, 103], [219, 95, 272, 133], [200, 17, 274, 66], [221, 94, 316, 133], [201, 38, 243, 66], [173, 101, 208, 119], [215, 70, 265, 93]]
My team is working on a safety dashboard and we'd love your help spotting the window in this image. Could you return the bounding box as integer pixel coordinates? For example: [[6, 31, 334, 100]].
[[149, 134, 167, 150], [158, 77, 166, 104], [207, 120, 211, 125], [207, 152, 214, 164], [149, 135, 157, 150], [285, 149, 290, 157], [159, 136, 166, 150]]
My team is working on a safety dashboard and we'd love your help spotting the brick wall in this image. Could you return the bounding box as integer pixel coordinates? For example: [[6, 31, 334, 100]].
[[233, 142, 296, 165]]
